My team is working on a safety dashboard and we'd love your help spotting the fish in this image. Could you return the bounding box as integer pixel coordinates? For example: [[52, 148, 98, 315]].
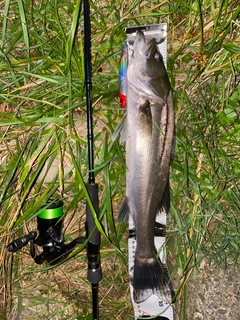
[[113, 30, 175, 303]]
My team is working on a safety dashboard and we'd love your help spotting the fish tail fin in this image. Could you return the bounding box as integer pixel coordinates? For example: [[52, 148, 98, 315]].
[[132, 256, 175, 303]]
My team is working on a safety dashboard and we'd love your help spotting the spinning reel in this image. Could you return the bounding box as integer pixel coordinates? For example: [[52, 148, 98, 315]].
[[7, 200, 85, 265]]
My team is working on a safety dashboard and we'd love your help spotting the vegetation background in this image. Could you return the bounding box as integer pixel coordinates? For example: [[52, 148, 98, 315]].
[[0, 0, 239, 319]]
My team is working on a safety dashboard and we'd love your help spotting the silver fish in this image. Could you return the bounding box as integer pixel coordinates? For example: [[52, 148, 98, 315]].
[[113, 30, 175, 303]]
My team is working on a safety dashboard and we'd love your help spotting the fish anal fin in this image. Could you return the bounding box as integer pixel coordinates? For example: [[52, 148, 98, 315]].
[[157, 179, 170, 217]]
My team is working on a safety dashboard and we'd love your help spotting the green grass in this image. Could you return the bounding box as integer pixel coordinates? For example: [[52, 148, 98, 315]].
[[0, 0, 240, 319]]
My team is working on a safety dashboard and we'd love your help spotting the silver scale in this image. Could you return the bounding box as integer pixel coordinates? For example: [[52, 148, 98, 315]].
[[125, 24, 174, 320]]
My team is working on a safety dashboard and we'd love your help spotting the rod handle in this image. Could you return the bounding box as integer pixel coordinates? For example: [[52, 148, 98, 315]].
[[86, 183, 100, 246], [86, 183, 102, 284]]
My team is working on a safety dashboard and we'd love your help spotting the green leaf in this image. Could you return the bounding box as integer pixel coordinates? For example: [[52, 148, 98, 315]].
[[223, 43, 240, 54], [216, 108, 238, 126], [182, 54, 193, 63], [19, 126, 56, 184]]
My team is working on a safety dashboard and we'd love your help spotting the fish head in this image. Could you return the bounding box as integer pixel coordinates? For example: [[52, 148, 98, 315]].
[[128, 30, 171, 101], [131, 30, 166, 79]]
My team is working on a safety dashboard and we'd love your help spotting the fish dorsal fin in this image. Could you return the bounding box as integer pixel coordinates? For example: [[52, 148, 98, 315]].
[[112, 113, 128, 143], [118, 196, 129, 223]]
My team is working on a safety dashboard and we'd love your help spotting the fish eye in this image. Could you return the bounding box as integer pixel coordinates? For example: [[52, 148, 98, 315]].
[[154, 51, 162, 61]]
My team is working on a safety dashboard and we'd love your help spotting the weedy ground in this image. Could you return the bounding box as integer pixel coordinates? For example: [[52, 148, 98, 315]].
[[0, 0, 239, 319]]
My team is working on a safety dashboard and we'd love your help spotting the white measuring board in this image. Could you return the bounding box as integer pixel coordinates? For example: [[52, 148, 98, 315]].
[[125, 24, 174, 320]]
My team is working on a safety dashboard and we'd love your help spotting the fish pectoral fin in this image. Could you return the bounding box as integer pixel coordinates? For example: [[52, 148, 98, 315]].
[[139, 99, 151, 118], [118, 196, 129, 223], [139, 99, 152, 137], [112, 113, 128, 143]]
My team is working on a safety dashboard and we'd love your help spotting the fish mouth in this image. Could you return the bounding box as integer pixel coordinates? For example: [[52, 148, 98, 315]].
[[134, 30, 146, 45], [133, 30, 146, 53], [134, 31, 158, 60]]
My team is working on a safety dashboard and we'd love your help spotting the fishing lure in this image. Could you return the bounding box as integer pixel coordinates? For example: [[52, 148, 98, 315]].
[[119, 42, 128, 108]]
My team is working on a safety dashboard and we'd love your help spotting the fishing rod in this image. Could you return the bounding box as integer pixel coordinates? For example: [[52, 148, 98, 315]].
[[83, 0, 102, 319], [7, 1, 101, 318]]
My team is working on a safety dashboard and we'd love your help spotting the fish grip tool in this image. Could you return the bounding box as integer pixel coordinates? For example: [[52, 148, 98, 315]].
[[120, 24, 174, 320]]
